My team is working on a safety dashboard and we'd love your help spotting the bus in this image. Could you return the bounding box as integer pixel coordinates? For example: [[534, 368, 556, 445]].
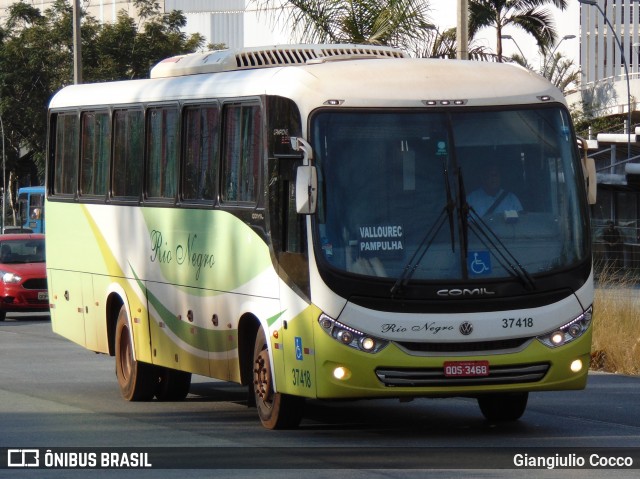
[[46, 44, 595, 429], [17, 186, 45, 233]]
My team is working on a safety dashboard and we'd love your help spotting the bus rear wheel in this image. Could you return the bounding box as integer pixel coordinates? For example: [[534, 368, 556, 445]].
[[477, 392, 528, 422], [252, 327, 304, 429], [115, 305, 158, 401]]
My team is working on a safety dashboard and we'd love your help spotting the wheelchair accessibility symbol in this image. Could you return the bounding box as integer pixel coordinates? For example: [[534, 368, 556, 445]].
[[468, 251, 491, 276], [295, 337, 303, 361]]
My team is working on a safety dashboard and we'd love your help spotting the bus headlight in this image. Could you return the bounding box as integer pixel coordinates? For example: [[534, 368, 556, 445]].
[[318, 313, 388, 354], [537, 307, 592, 348]]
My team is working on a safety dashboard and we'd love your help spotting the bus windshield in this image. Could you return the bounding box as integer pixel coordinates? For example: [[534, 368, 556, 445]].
[[312, 106, 589, 282]]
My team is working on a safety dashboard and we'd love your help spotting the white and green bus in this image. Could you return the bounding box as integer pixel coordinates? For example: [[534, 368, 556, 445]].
[[46, 44, 595, 429]]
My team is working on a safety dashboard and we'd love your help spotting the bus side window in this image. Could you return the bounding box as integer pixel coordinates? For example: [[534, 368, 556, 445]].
[[80, 111, 110, 196], [112, 109, 144, 199], [222, 104, 261, 204], [182, 104, 219, 202], [53, 112, 79, 196], [147, 106, 179, 200]]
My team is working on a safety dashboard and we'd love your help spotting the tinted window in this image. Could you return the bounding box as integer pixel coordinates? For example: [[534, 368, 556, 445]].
[[147, 107, 179, 199], [183, 105, 219, 201], [112, 109, 144, 198], [222, 104, 262, 203], [54, 113, 79, 195], [81, 111, 110, 196]]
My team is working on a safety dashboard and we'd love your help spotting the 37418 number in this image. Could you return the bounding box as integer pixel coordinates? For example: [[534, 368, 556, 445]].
[[502, 317, 533, 328], [292, 368, 311, 388]]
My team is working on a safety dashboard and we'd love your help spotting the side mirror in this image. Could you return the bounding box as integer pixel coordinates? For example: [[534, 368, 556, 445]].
[[295, 165, 318, 214], [585, 156, 596, 205], [290, 136, 317, 214], [577, 137, 597, 204]]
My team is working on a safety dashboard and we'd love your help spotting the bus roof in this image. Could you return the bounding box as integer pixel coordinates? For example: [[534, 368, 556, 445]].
[[149, 44, 407, 77], [49, 46, 564, 117]]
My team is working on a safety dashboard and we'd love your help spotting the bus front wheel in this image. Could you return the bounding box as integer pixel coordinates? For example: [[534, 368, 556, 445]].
[[115, 305, 158, 401], [477, 392, 528, 421], [252, 327, 304, 429]]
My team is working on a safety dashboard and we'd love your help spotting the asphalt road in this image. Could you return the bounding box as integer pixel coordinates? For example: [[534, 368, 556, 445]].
[[1, 315, 639, 478]]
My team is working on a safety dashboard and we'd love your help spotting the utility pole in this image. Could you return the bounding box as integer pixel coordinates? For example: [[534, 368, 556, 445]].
[[73, 0, 82, 84], [456, 0, 469, 60]]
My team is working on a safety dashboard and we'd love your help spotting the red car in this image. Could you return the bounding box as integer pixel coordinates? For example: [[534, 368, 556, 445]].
[[0, 234, 48, 321]]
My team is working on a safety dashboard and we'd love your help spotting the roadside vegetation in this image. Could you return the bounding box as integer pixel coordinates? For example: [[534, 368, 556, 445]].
[[0, 0, 205, 224], [592, 265, 640, 375]]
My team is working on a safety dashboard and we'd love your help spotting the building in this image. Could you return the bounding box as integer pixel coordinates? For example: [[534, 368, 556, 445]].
[[0, 0, 291, 49], [570, 0, 640, 118], [567, 0, 640, 273]]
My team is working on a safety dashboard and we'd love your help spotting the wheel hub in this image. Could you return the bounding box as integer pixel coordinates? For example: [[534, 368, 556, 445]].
[[253, 349, 272, 401]]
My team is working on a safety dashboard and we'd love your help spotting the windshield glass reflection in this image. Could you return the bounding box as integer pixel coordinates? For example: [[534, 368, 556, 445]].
[[312, 107, 588, 282]]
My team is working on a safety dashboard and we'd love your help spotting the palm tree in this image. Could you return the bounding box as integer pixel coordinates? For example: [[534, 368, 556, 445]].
[[411, 27, 494, 61], [251, 0, 433, 48], [542, 51, 580, 94], [468, 0, 568, 62]]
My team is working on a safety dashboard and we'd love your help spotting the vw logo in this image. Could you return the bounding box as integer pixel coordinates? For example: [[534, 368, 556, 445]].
[[459, 321, 474, 336]]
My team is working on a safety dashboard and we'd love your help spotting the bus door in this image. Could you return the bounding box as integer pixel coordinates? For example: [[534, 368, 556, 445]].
[[273, 156, 316, 397]]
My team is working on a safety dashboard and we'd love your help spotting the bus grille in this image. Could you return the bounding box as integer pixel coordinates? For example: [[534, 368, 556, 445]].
[[396, 337, 532, 354], [375, 363, 549, 387]]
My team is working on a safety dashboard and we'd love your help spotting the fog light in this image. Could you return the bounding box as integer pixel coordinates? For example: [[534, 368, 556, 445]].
[[570, 359, 583, 373], [333, 366, 350, 380], [550, 331, 565, 346]]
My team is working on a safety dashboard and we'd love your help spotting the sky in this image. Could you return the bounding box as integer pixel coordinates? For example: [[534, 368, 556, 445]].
[[428, 0, 581, 69]]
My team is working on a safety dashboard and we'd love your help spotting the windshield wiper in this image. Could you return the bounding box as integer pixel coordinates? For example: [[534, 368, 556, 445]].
[[390, 162, 455, 297], [457, 166, 469, 269], [463, 201, 536, 289]]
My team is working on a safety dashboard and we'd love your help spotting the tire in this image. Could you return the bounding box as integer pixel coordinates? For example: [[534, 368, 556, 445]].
[[115, 305, 158, 401], [477, 392, 528, 422], [0, 311, 5, 321], [252, 327, 304, 429], [155, 368, 192, 401]]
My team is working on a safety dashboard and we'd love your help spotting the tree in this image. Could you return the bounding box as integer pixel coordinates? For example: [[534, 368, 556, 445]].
[[0, 0, 204, 222], [411, 26, 494, 60], [252, 0, 433, 49], [542, 51, 580, 94], [468, 0, 568, 62]]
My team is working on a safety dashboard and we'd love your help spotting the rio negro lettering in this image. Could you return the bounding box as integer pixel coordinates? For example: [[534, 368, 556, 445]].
[[380, 322, 454, 335], [150, 230, 215, 280]]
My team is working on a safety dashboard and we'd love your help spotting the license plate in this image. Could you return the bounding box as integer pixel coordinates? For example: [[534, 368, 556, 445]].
[[38, 292, 48, 301], [443, 361, 490, 377]]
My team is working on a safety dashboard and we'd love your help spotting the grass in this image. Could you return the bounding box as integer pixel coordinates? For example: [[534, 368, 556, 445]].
[[591, 264, 640, 375]]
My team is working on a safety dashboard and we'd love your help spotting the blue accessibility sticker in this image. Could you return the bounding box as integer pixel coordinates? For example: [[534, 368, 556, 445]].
[[295, 337, 303, 361], [468, 251, 491, 276]]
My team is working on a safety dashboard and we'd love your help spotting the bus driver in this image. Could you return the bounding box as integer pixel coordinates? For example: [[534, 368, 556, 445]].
[[467, 162, 522, 217]]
